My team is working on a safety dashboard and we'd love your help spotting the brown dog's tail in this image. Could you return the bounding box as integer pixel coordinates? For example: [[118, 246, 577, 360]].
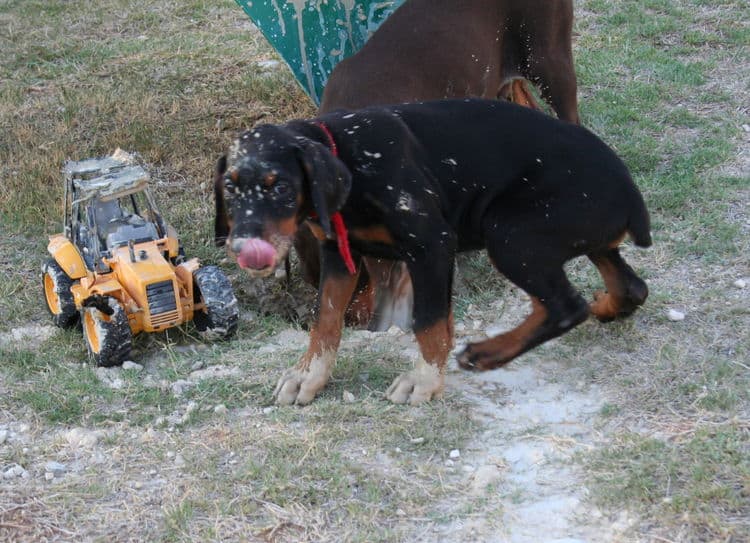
[[628, 192, 652, 248]]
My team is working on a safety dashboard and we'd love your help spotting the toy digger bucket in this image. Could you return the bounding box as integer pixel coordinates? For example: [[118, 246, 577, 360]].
[[234, 0, 406, 105]]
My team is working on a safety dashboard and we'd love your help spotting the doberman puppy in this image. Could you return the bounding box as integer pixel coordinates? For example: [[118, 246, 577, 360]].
[[214, 99, 651, 405], [295, 0, 580, 330]]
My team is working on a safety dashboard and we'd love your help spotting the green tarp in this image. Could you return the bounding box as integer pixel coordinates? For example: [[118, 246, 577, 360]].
[[234, 0, 406, 104]]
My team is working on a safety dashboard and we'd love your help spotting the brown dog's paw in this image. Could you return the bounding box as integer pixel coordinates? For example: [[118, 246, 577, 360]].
[[273, 354, 334, 406], [385, 360, 444, 405]]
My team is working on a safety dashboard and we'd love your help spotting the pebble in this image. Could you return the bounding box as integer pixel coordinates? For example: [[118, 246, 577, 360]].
[[190, 360, 205, 372], [122, 361, 143, 372], [45, 471, 55, 481], [470, 465, 503, 495], [342, 391, 355, 403], [171, 380, 192, 396], [742, 124, 750, 133], [0, 429, 8, 444], [45, 461, 67, 477], [410, 437, 425, 445], [174, 454, 186, 468], [262, 406, 276, 415], [257, 59, 280, 69], [65, 428, 102, 449], [734, 279, 746, 289], [667, 309, 685, 321], [3, 465, 28, 479], [214, 404, 228, 415], [449, 449, 461, 459]]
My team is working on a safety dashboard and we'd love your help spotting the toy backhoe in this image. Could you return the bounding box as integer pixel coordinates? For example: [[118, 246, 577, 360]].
[[43, 149, 238, 366]]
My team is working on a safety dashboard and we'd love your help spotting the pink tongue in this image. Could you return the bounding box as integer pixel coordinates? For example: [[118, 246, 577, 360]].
[[237, 238, 277, 270]]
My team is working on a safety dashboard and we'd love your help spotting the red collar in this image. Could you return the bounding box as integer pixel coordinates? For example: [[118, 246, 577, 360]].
[[313, 121, 356, 275]]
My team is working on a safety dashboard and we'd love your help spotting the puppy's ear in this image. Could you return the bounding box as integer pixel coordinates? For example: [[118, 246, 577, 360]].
[[213, 155, 229, 247], [296, 139, 352, 238]]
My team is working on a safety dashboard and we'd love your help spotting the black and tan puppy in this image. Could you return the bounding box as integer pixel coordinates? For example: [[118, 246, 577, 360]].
[[215, 99, 651, 405]]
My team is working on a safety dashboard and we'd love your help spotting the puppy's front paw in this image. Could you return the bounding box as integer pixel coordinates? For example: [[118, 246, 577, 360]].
[[273, 355, 333, 406], [385, 361, 444, 405]]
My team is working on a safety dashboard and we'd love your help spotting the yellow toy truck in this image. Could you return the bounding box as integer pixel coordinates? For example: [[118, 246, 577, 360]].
[[43, 150, 238, 366]]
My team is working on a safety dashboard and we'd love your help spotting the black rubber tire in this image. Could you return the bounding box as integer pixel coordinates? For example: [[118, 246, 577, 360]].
[[193, 266, 239, 340], [42, 259, 79, 328], [81, 297, 132, 367]]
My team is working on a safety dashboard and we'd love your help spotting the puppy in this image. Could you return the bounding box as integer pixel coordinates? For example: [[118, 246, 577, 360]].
[[215, 99, 650, 405]]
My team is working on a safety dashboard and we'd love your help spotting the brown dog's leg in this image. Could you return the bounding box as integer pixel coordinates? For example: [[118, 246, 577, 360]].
[[526, 53, 579, 124], [509, 79, 542, 111], [367, 259, 413, 332], [274, 245, 360, 405], [588, 247, 649, 322]]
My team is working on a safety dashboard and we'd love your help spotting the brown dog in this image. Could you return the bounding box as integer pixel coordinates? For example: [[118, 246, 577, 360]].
[[293, 0, 580, 331]]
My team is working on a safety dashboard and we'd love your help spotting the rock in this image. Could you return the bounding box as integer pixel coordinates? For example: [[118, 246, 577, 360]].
[[96, 367, 125, 389], [449, 449, 461, 459], [667, 309, 685, 321], [485, 325, 505, 337], [471, 464, 502, 494], [190, 360, 205, 372], [214, 404, 228, 415], [343, 391, 356, 403], [410, 437, 425, 445], [734, 279, 747, 289], [171, 380, 192, 396], [122, 361, 143, 372], [45, 461, 66, 477], [64, 428, 103, 449], [189, 365, 241, 381], [174, 454, 186, 468], [45, 471, 55, 481], [257, 59, 280, 70], [0, 429, 8, 444], [3, 465, 28, 479]]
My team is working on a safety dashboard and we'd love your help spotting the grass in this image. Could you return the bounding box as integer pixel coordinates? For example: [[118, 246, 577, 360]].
[[0, 0, 748, 541]]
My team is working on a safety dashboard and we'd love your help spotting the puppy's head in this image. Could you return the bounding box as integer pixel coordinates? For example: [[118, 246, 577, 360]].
[[214, 123, 351, 278]]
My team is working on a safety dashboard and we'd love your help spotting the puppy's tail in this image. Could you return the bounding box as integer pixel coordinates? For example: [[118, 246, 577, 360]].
[[627, 192, 652, 248]]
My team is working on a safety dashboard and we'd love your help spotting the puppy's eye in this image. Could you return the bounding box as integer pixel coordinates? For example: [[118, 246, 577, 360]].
[[223, 178, 236, 193], [272, 182, 291, 197]]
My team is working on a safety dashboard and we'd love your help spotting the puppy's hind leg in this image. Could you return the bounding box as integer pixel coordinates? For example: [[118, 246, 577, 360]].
[[458, 233, 589, 370]]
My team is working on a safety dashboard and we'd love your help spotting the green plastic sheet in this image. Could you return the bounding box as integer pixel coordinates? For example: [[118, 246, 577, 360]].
[[234, 0, 406, 104]]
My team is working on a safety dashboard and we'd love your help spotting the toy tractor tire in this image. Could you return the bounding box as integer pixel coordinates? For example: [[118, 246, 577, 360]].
[[81, 297, 132, 367], [42, 259, 79, 328], [192, 266, 239, 340]]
